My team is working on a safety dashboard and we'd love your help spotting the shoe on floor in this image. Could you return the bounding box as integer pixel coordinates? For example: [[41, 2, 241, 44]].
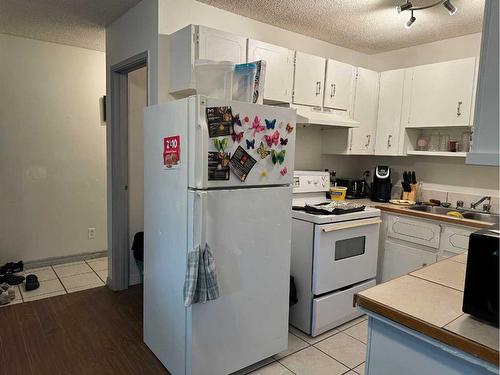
[[0, 273, 25, 286], [25, 274, 40, 292], [0, 261, 24, 275], [0, 283, 15, 300], [0, 290, 11, 305]]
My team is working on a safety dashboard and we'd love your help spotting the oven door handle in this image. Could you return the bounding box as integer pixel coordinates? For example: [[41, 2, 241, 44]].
[[321, 218, 381, 233]]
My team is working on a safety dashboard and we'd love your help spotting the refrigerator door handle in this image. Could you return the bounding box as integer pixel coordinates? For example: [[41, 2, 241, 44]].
[[195, 191, 208, 247]]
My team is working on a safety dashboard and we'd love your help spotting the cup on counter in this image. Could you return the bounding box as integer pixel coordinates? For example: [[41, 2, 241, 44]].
[[330, 187, 347, 201]]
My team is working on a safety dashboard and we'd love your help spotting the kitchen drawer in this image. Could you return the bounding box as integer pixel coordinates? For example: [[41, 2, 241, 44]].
[[311, 279, 375, 337], [387, 215, 441, 249], [439, 225, 474, 256]]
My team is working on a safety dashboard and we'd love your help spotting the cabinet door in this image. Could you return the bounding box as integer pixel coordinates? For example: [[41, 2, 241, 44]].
[[323, 59, 356, 111], [349, 68, 379, 154], [293, 52, 326, 107], [381, 240, 437, 283], [197, 26, 246, 63], [386, 215, 441, 249], [407, 57, 477, 127], [247, 39, 294, 103], [439, 225, 474, 258], [375, 69, 405, 155]]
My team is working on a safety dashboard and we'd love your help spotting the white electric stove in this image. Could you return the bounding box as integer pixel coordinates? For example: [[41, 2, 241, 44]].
[[290, 171, 381, 337]]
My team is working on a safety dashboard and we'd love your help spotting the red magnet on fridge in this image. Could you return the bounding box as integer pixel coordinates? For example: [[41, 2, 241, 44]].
[[264, 130, 280, 147], [250, 116, 265, 136], [232, 131, 244, 143], [163, 135, 180, 169]]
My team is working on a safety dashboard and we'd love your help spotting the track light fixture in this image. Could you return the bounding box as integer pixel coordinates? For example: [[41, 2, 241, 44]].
[[405, 11, 416, 29], [443, 0, 458, 15], [396, 0, 458, 28]]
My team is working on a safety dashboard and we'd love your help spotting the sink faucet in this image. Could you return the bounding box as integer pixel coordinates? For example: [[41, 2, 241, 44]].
[[470, 196, 491, 211]]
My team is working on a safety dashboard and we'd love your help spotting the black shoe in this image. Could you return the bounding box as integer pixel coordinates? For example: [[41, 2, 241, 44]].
[[1, 273, 25, 286], [25, 274, 40, 291], [0, 261, 24, 275]]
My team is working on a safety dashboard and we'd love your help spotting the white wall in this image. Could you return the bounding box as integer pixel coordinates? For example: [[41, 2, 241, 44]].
[[128, 67, 147, 284], [0, 34, 106, 263], [105, 0, 158, 281]]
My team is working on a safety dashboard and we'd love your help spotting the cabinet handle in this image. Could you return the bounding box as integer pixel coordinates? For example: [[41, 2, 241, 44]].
[[315, 81, 321, 96], [365, 134, 371, 147], [330, 83, 336, 98], [387, 135, 392, 148], [457, 101, 462, 116]]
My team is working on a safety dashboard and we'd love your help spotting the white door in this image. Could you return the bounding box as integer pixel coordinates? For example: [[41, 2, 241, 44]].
[[197, 26, 247, 63], [386, 215, 441, 249], [349, 68, 379, 154], [189, 186, 292, 375], [189, 96, 297, 189], [381, 239, 438, 282], [323, 59, 356, 111], [407, 57, 477, 127], [313, 217, 380, 294], [247, 39, 294, 103], [293, 51, 326, 107], [375, 69, 405, 155]]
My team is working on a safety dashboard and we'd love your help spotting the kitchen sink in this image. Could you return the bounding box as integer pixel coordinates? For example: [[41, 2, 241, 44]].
[[409, 205, 499, 224], [409, 205, 454, 215], [462, 212, 500, 224]]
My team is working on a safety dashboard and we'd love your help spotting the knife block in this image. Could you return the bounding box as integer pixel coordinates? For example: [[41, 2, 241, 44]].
[[402, 184, 417, 202]]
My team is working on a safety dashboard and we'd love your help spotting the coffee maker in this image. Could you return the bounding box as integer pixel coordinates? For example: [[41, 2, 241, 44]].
[[371, 166, 392, 202]]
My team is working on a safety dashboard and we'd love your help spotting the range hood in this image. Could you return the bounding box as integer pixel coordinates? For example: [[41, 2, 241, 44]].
[[292, 104, 359, 128]]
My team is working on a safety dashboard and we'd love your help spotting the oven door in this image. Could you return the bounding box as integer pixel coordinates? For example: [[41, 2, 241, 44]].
[[313, 217, 381, 295]]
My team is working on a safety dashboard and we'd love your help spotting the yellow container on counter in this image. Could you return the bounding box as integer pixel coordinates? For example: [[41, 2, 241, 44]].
[[330, 186, 347, 201]]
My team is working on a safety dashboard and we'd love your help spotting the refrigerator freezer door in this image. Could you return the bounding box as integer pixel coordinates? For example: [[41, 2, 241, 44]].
[[188, 96, 296, 189], [187, 186, 292, 375]]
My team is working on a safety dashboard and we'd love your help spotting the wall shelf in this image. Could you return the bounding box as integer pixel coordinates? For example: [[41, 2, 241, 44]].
[[406, 151, 467, 157]]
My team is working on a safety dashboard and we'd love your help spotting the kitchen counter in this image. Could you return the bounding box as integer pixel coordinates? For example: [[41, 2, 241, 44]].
[[355, 252, 499, 372], [355, 198, 494, 229]]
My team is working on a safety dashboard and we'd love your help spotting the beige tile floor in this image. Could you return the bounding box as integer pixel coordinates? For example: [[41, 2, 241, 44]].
[[235, 316, 369, 375], [1, 257, 108, 306]]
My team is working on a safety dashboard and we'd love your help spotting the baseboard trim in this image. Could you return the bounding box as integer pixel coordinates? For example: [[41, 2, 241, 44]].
[[25, 250, 108, 269]]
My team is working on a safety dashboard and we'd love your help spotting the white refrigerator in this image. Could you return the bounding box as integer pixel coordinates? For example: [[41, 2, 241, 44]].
[[143, 95, 296, 375]]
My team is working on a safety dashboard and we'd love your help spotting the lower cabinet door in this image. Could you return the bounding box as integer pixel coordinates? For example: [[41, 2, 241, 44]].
[[312, 279, 376, 337], [380, 240, 437, 283]]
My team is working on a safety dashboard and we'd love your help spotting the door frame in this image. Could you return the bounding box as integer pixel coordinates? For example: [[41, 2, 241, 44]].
[[108, 51, 149, 291]]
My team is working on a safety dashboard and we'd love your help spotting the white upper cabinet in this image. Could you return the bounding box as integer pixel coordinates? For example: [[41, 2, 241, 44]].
[[293, 51, 326, 107], [247, 39, 294, 103], [197, 26, 247, 63], [323, 59, 356, 111], [375, 69, 406, 155], [169, 25, 246, 95], [406, 57, 477, 128], [349, 68, 380, 154]]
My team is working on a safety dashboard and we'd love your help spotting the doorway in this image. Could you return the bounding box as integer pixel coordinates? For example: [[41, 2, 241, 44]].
[[108, 52, 148, 291]]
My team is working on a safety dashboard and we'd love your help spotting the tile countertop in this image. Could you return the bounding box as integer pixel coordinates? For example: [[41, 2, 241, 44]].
[[355, 198, 495, 229], [355, 252, 499, 366]]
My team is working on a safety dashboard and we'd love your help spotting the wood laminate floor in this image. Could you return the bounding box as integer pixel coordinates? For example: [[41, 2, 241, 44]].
[[0, 285, 170, 375]]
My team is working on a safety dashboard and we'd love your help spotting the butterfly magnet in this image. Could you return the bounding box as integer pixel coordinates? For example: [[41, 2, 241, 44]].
[[256, 142, 270, 159], [286, 123, 294, 134], [264, 130, 280, 147], [265, 119, 276, 130], [246, 139, 255, 150], [271, 149, 286, 165], [232, 131, 244, 143], [250, 116, 265, 136]]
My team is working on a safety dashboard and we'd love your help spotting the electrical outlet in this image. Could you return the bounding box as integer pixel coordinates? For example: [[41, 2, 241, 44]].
[[88, 227, 96, 239]]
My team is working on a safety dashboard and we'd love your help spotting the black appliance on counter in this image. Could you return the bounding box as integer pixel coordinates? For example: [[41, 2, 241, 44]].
[[336, 178, 368, 199], [463, 227, 499, 327], [371, 166, 392, 202]]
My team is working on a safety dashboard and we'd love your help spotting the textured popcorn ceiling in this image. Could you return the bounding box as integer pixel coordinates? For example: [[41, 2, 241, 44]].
[[196, 0, 484, 54], [0, 0, 141, 51]]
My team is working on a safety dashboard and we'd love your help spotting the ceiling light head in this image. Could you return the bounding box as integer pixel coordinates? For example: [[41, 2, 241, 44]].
[[397, 1, 413, 13], [442, 0, 458, 15], [405, 12, 416, 29]]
